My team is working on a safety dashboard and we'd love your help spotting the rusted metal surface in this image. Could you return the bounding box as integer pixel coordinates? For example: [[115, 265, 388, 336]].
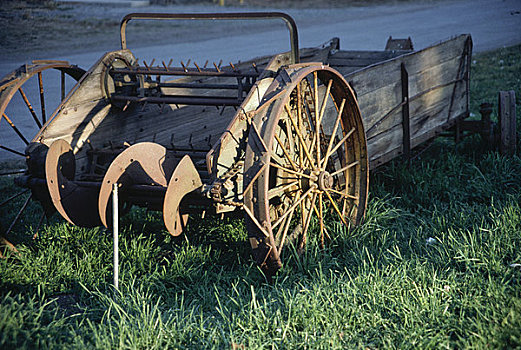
[[163, 155, 202, 236], [45, 139, 102, 227], [98, 142, 178, 227]]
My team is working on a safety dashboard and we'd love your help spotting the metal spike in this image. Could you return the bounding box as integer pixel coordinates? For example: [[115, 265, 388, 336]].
[[252, 62, 259, 73], [32, 211, 46, 240], [162, 61, 169, 71], [203, 60, 209, 68], [186, 59, 191, 67], [5, 194, 32, 238], [213, 62, 221, 72], [229, 62, 237, 71], [180, 61, 187, 72], [194, 62, 202, 72], [150, 58, 156, 67], [168, 58, 173, 67], [141, 101, 148, 112], [218, 59, 223, 68], [122, 100, 131, 112], [219, 105, 226, 116], [142, 61, 150, 79]]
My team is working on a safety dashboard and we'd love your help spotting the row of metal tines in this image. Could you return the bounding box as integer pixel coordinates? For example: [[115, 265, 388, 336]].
[[109, 58, 262, 107], [112, 58, 261, 77]]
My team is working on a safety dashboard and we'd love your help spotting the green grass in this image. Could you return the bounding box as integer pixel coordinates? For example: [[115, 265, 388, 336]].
[[1, 45, 520, 349]]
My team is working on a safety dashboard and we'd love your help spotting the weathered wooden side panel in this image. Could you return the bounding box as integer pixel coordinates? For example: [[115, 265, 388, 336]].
[[329, 34, 471, 168]]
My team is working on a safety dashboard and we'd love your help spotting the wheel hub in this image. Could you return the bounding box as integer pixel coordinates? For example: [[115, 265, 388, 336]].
[[318, 171, 333, 191]]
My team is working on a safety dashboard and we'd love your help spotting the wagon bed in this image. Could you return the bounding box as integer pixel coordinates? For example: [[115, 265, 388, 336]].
[[0, 12, 472, 275]]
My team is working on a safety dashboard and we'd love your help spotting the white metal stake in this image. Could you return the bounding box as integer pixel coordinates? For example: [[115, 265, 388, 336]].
[[112, 183, 119, 290]]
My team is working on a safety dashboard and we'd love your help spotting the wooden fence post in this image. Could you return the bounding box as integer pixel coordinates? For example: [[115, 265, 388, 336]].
[[498, 90, 517, 156]]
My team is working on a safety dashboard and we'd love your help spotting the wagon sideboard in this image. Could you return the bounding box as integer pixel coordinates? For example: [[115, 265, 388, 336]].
[[327, 34, 472, 168]]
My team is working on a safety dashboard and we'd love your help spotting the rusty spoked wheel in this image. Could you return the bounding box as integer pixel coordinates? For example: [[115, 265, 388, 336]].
[[244, 65, 369, 276], [0, 61, 85, 240]]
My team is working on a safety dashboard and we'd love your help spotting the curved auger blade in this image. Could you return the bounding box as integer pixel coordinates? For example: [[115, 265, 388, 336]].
[[98, 142, 179, 227], [45, 139, 102, 227], [163, 155, 202, 236]]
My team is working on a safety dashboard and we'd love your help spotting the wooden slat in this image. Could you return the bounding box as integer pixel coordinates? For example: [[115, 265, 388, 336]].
[[329, 50, 409, 60], [328, 57, 389, 67], [346, 35, 469, 97], [338, 35, 470, 168]]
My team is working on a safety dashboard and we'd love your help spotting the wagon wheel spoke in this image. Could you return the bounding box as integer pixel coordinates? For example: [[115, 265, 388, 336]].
[[0, 63, 83, 246], [324, 189, 348, 226], [2, 112, 30, 145], [285, 104, 315, 167], [0, 189, 30, 208], [267, 180, 299, 200], [318, 192, 325, 248], [4, 194, 32, 238], [0, 63, 81, 159], [18, 87, 42, 129], [38, 72, 46, 124], [0, 145, 26, 158], [297, 192, 317, 252]]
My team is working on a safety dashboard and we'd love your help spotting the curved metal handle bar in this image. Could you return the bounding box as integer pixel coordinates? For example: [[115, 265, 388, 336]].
[[120, 12, 300, 64]]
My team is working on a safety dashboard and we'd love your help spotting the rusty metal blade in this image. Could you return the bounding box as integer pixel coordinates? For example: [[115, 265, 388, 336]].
[[45, 139, 102, 227], [163, 155, 202, 236], [98, 142, 178, 227]]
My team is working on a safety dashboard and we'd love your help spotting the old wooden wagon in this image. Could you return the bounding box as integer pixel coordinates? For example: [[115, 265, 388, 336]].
[[0, 12, 485, 275]]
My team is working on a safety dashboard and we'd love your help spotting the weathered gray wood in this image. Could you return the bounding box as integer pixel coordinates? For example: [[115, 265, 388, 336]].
[[498, 90, 517, 155], [329, 57, 393, 67], [346, 35, 469, 97], [340, 35, 470, 168], [329, 50, 409, 60]]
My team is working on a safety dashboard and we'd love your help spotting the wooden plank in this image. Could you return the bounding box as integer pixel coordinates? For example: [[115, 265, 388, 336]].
[[367, 123, 403, 163], [329, 50, 409, 60], [367, 81, 466, 164], [329, 57, 391, 67], [498, 90, 517, 155], [356, 82, 402, 136], [409, 80, 468, 139], [358, 48, 468, 135], [345, 35, 469, 97], [356, 36, 471, 167]]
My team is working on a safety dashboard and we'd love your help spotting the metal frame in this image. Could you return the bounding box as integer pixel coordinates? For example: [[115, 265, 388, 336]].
[[120, 12, 300, 64]]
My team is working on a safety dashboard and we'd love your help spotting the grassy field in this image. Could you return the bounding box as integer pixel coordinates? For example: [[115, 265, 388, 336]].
[[1, 45, 520, 349]]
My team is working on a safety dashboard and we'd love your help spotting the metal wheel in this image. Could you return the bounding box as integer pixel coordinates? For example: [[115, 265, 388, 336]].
[[244, 65, 369, 276], [0, 61, 85, 240]]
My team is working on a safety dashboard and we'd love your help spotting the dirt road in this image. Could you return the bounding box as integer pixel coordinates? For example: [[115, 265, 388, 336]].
[[0, 0, 520, 161]]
